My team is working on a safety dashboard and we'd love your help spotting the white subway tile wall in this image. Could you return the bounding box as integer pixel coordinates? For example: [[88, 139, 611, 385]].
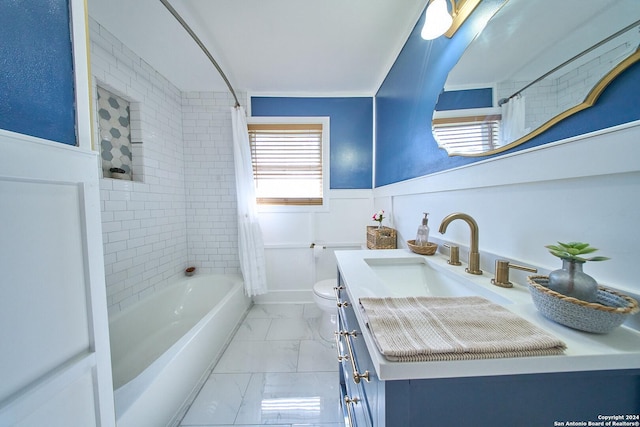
[[90, 18, 240, 314], [182, 92, 240, 275]]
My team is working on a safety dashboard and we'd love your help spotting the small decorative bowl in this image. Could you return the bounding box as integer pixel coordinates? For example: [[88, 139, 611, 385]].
[[527, 275, 639, 334], [111, 172, 127, 180], [109, 167, 127, 180], [185, 266, 196, 277], [407, 240, 438, 256]]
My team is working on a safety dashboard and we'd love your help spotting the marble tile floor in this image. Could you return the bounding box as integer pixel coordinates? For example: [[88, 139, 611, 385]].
[[179, 303, 344, 427]]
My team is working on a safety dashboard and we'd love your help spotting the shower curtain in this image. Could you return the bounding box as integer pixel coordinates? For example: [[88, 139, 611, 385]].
[[500, 94, 527, 146], [231, 106, 267, 297]]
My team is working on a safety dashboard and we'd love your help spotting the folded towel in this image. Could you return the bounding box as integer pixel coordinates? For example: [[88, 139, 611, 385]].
[[359, 296, 566, 362]]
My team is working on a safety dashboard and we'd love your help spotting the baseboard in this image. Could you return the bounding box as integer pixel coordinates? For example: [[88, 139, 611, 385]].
[[253, 289, 314, 304]]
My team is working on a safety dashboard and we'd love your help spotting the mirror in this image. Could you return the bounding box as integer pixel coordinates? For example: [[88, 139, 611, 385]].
[[433, 0, 640, 157]]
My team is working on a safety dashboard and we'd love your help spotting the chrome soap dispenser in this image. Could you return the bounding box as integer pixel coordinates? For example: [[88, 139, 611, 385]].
[[415, 212, 430, 246]]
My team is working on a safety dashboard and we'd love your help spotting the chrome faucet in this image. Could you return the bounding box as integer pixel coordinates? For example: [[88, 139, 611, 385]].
[[438, 213, 482, 275]]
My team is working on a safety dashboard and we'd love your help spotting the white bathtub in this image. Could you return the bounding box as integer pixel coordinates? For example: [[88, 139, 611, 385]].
[[109, 273, 251, 427]]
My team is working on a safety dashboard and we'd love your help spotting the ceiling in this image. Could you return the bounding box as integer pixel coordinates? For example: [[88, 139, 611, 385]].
[[86, 0, 640, 98], [87, 0, 428, 96]]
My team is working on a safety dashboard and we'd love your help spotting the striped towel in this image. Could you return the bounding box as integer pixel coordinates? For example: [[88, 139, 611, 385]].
[[359, 296, 566, 362]]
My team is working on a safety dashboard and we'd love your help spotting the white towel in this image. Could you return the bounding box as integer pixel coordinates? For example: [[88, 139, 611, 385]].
[[359, 296, 566, 362]]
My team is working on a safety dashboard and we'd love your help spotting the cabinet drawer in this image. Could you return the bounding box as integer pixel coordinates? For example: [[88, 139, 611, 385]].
[[336, 283, 377, 426], [336, 286, 371, 385], [338, 312, 372, 427]]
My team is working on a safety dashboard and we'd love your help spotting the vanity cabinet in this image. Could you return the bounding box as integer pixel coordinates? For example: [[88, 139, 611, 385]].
[[336, 272, 640, 427], [337, 299, 373, 426], [337, 283, 379, 427], [337, 281, 420, 427]]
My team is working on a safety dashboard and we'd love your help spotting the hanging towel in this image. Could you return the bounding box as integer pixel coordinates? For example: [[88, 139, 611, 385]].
[[359, 296, 566, 362]]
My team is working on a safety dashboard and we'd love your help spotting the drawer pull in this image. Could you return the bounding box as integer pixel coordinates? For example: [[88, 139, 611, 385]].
[[334, 285, 349, 307], [344, 395, 360, 427], [341, 330, 370, 384], [334, 331, 349, 362]]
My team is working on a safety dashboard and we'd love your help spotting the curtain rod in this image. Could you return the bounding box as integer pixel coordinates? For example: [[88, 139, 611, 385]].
[[498, 19, 640, 106], [158, 0, 241, 108]]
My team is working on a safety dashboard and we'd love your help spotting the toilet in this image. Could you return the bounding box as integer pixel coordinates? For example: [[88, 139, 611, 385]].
[[312, 278, 338, 341]]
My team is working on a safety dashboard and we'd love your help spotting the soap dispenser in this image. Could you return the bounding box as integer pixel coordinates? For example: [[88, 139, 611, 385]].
[[415, 213, 430, 246]]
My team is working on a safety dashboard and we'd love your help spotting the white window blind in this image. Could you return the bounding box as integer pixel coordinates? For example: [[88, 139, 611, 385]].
[[247, 123, 323, 206], [432, 114, 501, 154]]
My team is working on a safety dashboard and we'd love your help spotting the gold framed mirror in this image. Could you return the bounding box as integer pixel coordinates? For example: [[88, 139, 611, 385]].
[[433, 0, 640, 157]]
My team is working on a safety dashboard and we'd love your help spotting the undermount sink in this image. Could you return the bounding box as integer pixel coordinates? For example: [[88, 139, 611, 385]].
[[364, 257, 512, 305]]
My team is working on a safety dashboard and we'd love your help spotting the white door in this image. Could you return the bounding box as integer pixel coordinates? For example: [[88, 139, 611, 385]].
[[0, 0, 115, 425]]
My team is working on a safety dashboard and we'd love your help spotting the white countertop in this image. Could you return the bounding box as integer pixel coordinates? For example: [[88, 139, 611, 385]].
[[335, 249, 640, 381]]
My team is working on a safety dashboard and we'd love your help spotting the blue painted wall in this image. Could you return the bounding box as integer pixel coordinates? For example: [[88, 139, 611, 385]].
[[251, 97, 373, 189], [375, 0, 640, 187], [435, 88, 493, 111], [0, 0, 77, 145]]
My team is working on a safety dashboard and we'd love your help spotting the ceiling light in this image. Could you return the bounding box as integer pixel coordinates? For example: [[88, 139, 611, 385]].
[[420, 0, 482, 40], [421, 0, 453, 40]]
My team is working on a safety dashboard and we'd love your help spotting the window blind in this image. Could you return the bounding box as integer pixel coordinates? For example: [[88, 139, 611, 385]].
[[432, 114, 501, 154], [247, 123, 323, 206]]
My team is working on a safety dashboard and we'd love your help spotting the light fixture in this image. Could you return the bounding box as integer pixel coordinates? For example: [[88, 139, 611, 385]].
[[420, 0, 482, 40], [421, 0, 453, 40]]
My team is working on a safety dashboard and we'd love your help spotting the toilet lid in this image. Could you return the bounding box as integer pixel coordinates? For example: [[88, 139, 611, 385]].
[[313, 279, 337, 299]]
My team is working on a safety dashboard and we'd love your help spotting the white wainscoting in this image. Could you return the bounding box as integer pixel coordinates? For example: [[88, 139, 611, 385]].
[[255, 190, 372, 303], [373, 121, 640, 328], [0, 132, 115, 426]]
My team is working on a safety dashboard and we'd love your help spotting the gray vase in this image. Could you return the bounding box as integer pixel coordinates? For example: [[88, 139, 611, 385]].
[[548, 259, 598, 302]]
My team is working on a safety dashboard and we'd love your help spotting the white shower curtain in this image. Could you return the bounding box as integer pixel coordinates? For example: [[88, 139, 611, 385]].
[[500, 94, 527, 146], [231, 106, 267, 297]]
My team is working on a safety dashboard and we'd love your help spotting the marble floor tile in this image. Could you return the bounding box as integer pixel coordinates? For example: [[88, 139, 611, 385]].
[[302, 303, 323, 319], [204, 425, 291, 427], [246, 303, 305, 319], [297, 340, 338, 373], [293, 424, 344, 427], [188, 423, 343, 426], [233, 317, 272, 341], [180, 304, 340, 427], [180, 373, 251, 425], [213, 340, 300, 374], [234, 372, 341, 425], [266, 318, 316, 341], [303, 315, 336, 342]]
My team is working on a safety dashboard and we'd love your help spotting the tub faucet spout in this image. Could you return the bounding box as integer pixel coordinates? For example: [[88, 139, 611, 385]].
[[438, 213, 482, 275]]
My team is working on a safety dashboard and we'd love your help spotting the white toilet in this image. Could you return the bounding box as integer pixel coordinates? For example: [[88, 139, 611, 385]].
[[312, 278, 338, 341]]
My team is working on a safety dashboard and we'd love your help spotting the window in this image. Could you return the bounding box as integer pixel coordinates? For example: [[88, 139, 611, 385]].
[[432, 114, 501, 154], [247, 121, 326, 206]]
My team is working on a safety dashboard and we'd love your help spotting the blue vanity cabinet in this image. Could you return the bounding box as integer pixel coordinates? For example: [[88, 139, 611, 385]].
[[337, 300, 374, 426], [337, 280, 409, 427], [336, 272, 640, 427]]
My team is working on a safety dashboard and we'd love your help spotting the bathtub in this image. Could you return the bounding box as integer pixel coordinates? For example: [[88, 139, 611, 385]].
[[109, 273, 251, 427]]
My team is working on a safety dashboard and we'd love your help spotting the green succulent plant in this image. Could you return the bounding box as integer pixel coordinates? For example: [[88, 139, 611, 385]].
[[545, 241, 610, 263]]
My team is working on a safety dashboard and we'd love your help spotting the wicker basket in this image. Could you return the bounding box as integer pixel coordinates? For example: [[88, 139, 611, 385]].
[[527, 276, 639, 334], [366, 226, 397, 249], [407, 240, 438, 255]]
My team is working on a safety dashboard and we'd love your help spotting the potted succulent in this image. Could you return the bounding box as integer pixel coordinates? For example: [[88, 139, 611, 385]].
[[545, 241, 610, 302]]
